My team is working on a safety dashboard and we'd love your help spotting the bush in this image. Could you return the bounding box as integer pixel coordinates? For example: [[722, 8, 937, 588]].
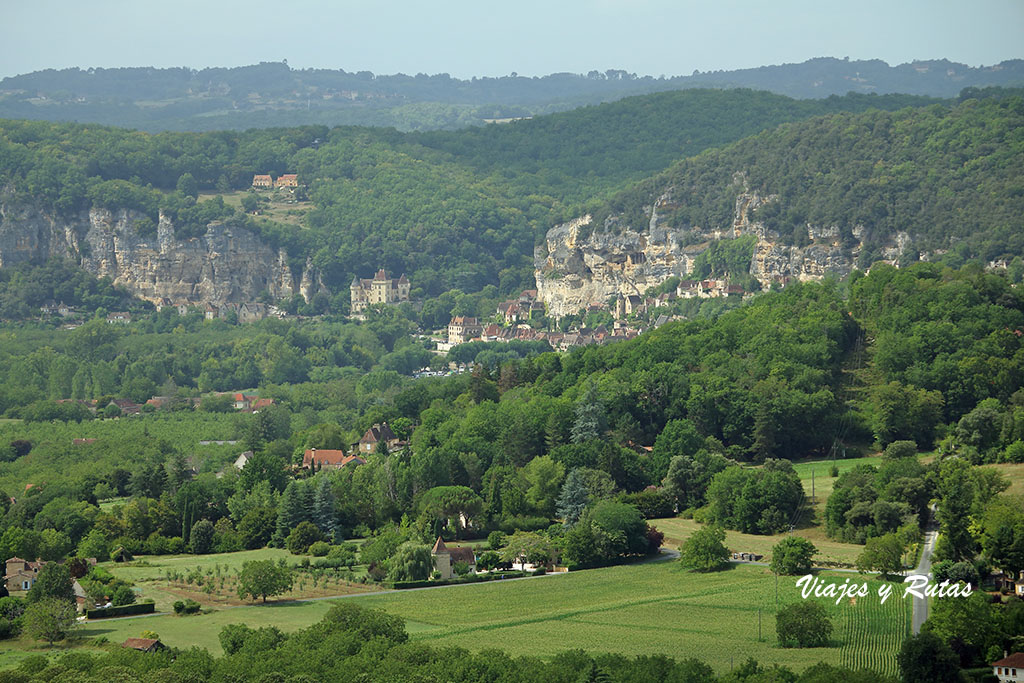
[[109, 584, 136, 606], [769, 537, 817, 575], [309, 541, 331, 557], [883, 440, 918, 460], [286, 521, 323, 555]]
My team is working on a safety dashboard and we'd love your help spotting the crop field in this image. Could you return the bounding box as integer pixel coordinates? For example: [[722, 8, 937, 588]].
[[104, 548, 376, 612], [982, 462, 1024, 498], [344, 559, 909, 673], [837, 586, 909, 677], [649, 517, 864, 567]]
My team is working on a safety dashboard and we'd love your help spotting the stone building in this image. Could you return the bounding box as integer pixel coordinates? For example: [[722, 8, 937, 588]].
[[350, 270, 410, 312]]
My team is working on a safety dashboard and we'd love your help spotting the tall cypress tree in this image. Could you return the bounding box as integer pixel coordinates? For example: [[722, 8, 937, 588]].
[[274, 480, 310, 545]]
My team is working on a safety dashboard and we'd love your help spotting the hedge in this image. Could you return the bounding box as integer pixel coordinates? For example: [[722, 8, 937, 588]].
[[388, 571, 530, 590], [86, 602, 155, 619]]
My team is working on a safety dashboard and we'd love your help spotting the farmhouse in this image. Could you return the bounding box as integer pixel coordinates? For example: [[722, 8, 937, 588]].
[[274, 174, 299, 188], [992, 652, 1024, 682], [431, 537, 476, 580], [302, 449, 367, 471], [252, 174, 273, 189]]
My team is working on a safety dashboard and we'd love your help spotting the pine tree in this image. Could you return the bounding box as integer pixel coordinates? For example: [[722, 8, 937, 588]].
[[557, 468, 590, 528], [571, 381, 606, 443]]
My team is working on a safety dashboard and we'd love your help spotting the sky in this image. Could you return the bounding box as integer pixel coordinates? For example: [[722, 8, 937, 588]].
[[1, 0, 1022, 80]]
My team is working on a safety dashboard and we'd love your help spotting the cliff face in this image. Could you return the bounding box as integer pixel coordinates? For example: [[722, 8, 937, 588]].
[[0, 198, 322, 306], [535, 188, 907, 318]]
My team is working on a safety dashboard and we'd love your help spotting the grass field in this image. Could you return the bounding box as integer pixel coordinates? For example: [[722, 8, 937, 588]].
[[650, 517, 864, 567]]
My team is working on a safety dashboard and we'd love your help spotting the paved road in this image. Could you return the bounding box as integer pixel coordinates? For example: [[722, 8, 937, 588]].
[[911, 528, 938, 635]]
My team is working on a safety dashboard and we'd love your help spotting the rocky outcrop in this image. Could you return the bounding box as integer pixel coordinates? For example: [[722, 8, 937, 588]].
[[536, 187, 907, 317], [0, 197, 322, 306]]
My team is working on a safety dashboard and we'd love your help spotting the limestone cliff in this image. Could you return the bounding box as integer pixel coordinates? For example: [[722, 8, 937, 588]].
[[0, 197, 322, 306], [535, 187, 908, 317]]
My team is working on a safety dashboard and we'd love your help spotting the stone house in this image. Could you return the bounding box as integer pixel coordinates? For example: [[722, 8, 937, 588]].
[[355, 423, 400, 455], [274, 174, 299, 188], [4, 557, 44, 594], [252, 174, 273, 189], [431, 537, 476, 580]]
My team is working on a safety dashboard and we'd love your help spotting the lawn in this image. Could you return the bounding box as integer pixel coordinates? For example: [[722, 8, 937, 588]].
[[982, 462, 1024, 498], [650, 517, 864, 567]]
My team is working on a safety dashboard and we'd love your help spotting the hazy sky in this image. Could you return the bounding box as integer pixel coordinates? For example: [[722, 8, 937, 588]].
[[2, 0, 1021, 79]]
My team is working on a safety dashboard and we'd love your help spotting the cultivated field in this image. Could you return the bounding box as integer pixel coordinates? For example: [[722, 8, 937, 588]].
[[344, 559, 909, 673]]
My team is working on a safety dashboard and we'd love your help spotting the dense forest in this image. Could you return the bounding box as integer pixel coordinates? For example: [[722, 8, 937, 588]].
[[0, 57, 1020, 131], [3, 88, 1019, 304], [585, 91, 1024, 270]]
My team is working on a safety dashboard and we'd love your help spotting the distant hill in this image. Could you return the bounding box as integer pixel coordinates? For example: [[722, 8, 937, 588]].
[[1, 57, 1021, 132]]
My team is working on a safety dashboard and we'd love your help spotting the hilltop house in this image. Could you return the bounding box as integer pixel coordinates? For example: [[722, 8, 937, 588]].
[[350, 270, 410, 312], [431, 537, 476, 580]]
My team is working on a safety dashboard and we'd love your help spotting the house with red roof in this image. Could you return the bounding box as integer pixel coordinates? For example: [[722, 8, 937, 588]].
[[302, 449, 366, 471], [992, 652, 1024, 682]]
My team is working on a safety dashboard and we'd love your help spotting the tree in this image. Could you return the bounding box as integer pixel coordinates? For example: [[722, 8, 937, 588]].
[[522, 455, 565, 518], [856, 532, 905, 578], [238, 451, 288, 494], [776, 601, 832, 647], [386, 542, 434, 582], [22, 598, 78, 645], [556, 468, 590, 528], [678, 525, 729, 572], [26, 563, 74, 604], [189, 519, 215, 554], [499, 531, 556, 567], [571, 381, 606, 443], [237, 560, 293, 603], [898, 631, 961, 683], [770, 537, 817, 575], [418, 486, 483, 538]]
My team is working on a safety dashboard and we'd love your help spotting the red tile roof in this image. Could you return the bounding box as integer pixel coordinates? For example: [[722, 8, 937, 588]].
[[992, 652, 1024, 668]]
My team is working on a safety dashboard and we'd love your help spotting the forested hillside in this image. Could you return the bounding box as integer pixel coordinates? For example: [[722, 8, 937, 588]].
[[0, 89, 943, 300], [584, 90, 1024, 269], [0, 57, 1020, 131]]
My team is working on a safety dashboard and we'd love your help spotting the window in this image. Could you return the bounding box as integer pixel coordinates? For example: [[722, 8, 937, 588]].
[[22, 581, 29, 590]]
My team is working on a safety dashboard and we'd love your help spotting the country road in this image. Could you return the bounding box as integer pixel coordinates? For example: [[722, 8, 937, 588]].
[[911, 528, 938, 635]]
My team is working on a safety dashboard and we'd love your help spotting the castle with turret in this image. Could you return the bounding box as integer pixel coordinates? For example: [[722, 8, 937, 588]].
[[350, 269, 410, 312]]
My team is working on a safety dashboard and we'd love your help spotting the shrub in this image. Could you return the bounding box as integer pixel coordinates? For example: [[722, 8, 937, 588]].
[[309, 541, 331, 557], [286, 522, 323, 555], [883, 440, 917, 460], [172, 599, 201, 615], [487, 531, 507, 551]]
